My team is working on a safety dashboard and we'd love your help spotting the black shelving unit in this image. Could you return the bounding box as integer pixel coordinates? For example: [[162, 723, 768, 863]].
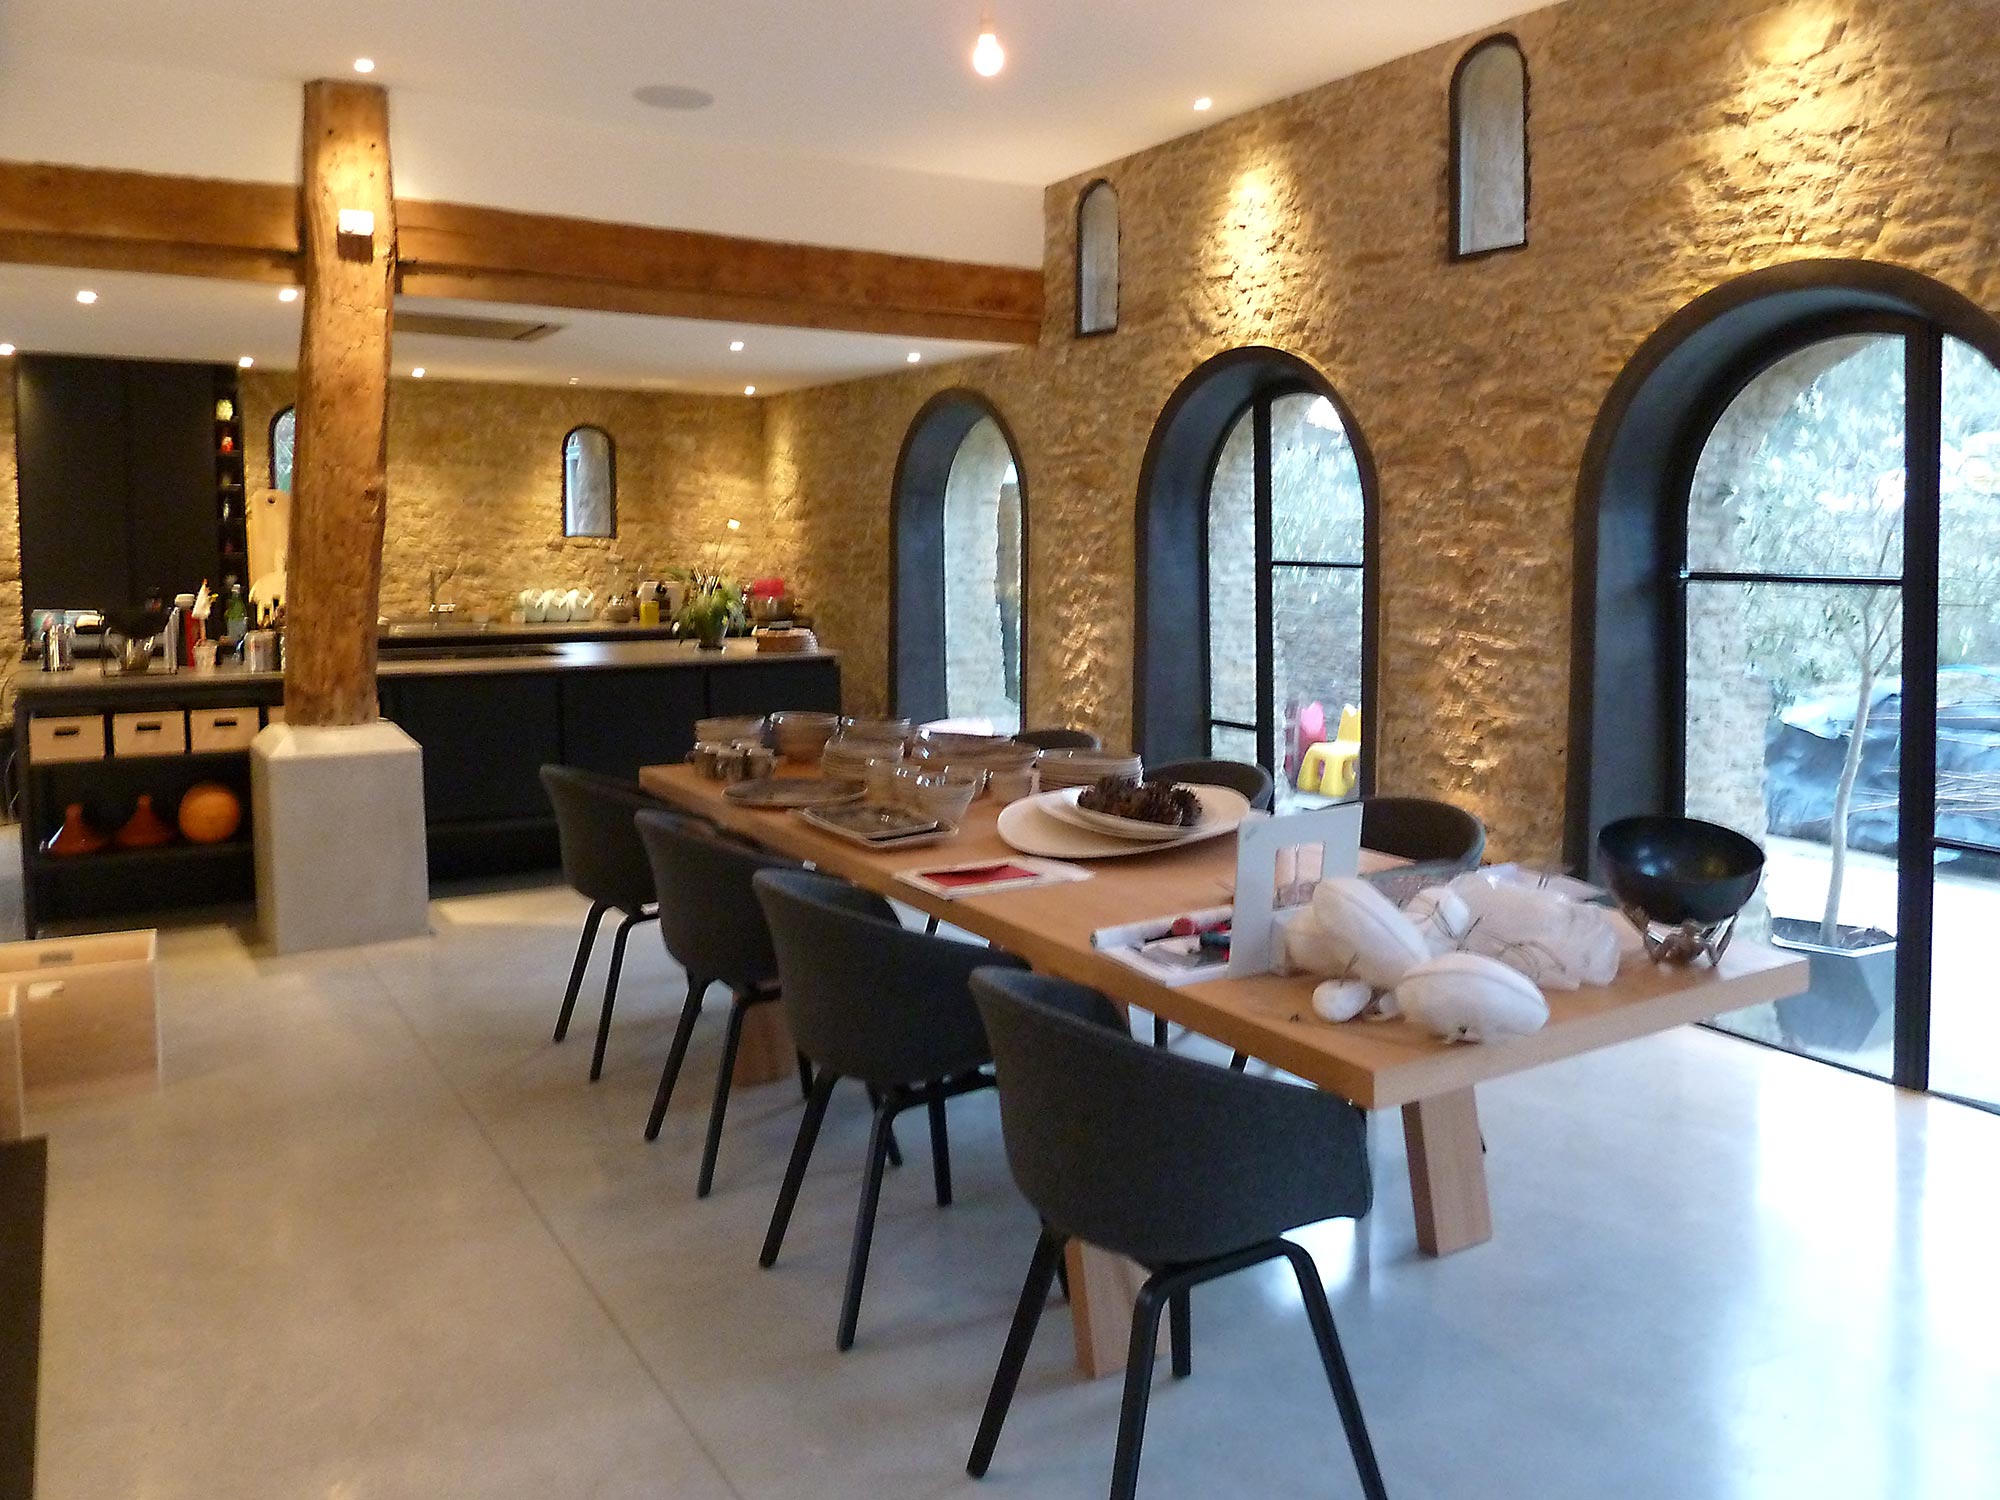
[[213, 371, 248, 604]]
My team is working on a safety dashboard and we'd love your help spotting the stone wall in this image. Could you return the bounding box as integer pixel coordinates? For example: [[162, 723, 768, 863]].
[[762, 0, 2000, 863], [0, 385, 18, 722], [237, 371, 770, 622]]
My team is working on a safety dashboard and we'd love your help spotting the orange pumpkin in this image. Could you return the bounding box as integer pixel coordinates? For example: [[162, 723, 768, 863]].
[[176, 782, 243, 844]]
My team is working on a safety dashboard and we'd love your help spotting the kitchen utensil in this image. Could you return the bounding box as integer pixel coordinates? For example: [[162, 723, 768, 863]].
[[892, 765, 981, 825], [696, 715, 769, 745], [768, 710, 841, 762], [43, 803, 108, 857], [798, 802, 952, 849], [114, 794, 176, 849], [1048, 784, 1246, 843], [995, 787, 1246, 860], [177, 783, 243, 844]]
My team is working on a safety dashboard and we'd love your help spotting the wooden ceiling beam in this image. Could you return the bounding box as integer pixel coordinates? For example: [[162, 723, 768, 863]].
[[0, 160, 300, 283], [0, 159, 1045, 345], [393, 198, 1042, 345]]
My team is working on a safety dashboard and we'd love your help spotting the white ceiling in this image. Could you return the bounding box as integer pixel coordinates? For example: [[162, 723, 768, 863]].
[[0, 0, 1540, 390], [0, 265, 1009, 395]]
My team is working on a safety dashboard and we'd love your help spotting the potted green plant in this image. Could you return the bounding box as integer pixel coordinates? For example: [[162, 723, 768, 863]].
[[677, 577, 742, 650]]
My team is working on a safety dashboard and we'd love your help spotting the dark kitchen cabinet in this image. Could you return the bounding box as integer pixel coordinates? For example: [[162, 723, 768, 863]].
[[706, 658, 841, 719], [559, 668, 707, 779], [15, 354, 226, 623]]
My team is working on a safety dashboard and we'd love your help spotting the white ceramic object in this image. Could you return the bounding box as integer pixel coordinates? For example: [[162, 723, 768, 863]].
[[1311, 979, 1374, 1024], [995, 787, 1244, 860], [538, 589, 565, 622], [1304, 877, 1432, 990], [1043, 784, 1248, 843], [520, 590, 545, 623], [1393, 952, 1549, 1043]]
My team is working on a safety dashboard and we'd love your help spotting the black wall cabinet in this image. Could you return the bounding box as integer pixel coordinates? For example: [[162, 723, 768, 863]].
[[15, 354, 222, 621]]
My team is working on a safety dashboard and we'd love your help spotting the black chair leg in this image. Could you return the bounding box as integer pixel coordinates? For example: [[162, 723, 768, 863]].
[[928, 1095, 952, 1207], [967, 1227, 1067, 1478], [761, 1072, 838, 1268], [835, 1098, 898, 1351], [866, 1085, 905, 1167], [1169, 1290, 1192, 1379], [697, 991, 752, 1198], [1280, 1242, 1389, 1500], [1109, 1283, 1171, 1500], [553, 901, 609, 1042], [1228, 1051, 1250, 1072], [644, 975, 709, 1142], [924, 914, 942, 936], [796, 1050, 815, 1100], [1151, 1014, 1170, 1048], [589, 911, 642, 1082]]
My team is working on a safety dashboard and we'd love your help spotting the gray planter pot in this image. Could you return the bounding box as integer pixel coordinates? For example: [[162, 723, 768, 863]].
[[1770, 917, 1897, 1054]]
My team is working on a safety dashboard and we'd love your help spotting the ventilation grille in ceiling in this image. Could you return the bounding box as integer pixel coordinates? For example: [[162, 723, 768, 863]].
[[395, 310, 563, 342]]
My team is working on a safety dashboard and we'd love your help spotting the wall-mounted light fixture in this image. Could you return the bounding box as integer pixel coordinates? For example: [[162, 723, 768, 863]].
[[337, 208, 376, 240]]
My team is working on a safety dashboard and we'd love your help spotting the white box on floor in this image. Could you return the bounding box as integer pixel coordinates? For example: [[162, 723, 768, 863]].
[[252, 721, 430, 954], [0, 928, 160, 1109]]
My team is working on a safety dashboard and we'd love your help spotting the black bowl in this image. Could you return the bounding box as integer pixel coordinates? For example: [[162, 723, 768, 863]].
[[1596, 815, 1765, 926]]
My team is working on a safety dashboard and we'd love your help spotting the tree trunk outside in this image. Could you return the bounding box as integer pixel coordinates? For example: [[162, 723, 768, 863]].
[[286, 80, 394, 726], [1820, 650, 1877, 946]]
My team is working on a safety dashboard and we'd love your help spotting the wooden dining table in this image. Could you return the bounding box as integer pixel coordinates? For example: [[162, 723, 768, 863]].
[[638, 762, 1807, 1375]]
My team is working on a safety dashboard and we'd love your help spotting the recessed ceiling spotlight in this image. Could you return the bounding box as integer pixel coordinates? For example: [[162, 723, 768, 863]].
[[1193, 96, 1213, 112], [906, 352, 922, 364], [353, 57, 375, 74], [278, 287, 299, 303], [743, 385, 757, 396], [633, 83, 715, 111], [411, 367, 426, 379], [726, 518, 742, 531], [238, 355, 255, 369], [0, 344, 14, 358], [75, 289, 97, 305], [729, 340, 745, 352], [972, 9, 1005, 77]]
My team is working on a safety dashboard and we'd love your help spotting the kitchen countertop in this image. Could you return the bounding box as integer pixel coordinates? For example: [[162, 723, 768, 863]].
[[13, 638, 835, 704]]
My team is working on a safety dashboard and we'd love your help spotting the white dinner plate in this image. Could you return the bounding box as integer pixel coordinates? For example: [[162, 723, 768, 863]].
[[995, 787, 1247, 860], [1041, 784, 1251, 842]]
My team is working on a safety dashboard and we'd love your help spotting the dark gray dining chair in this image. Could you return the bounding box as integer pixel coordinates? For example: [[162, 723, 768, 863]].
[[1138, 757, 1276, 1045], [635, 809, 809, 1197], [752, 867, 1029, 1351], [1144, 756, 1275, 812], [966, 967, 1387, 1500], [1360, 795, 1486, 880], [539, 765, 664, 1081], [1014, 726, 1102, 751]]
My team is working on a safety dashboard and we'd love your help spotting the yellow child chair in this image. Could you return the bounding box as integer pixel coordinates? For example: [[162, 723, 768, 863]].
[[1297, 705, 1362, 796]]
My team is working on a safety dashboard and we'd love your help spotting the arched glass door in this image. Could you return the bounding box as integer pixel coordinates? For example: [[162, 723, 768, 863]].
[[1204, 387, 1367, 798], [1681, 321, 2000, 1107]]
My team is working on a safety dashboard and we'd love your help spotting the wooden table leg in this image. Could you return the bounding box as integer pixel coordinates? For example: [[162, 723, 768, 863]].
[[1066, 1242, 1161, 1379], [1401, 1088, 1493, 1256], [731, 1002, 798, 1087]]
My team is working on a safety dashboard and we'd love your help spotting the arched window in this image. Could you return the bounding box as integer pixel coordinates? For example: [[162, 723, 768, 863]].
[[1076, 180, 1119, 336], [562, 425, 616, 538], [1573, 260, 2000, 1109], [892, 393, 1027, 729], [1137, 349, 1377, 801], [269, 405, 296, 492], [1450, 36, 1528, 259]]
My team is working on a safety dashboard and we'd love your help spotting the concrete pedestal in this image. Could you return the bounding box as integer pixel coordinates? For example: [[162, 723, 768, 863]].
[[252, 721, 430, 954]]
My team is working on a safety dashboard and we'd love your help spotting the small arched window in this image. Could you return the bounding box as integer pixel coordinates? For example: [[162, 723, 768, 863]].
[[562, 425, 616, 538], [1076, 180, 1119, 336], [270, 405, 296, 492], [1450, 35, 1528, 259]]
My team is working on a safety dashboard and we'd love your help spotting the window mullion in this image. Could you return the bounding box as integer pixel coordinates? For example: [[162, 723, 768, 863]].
[[1253, 394, 1276, 775]]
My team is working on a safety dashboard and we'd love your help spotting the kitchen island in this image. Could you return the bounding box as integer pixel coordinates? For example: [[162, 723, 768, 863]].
[[12, 639, 839, 933]]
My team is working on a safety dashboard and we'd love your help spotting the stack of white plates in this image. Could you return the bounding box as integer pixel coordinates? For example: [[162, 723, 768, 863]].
[[1036, 748, 1143, 790], [823, 735, 903, 782], [697, 715, 768, 744], [909, 731, 1040, 773]]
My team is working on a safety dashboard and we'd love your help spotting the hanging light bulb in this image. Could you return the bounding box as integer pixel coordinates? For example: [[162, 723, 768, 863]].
[[971, 9, 1005, 77]]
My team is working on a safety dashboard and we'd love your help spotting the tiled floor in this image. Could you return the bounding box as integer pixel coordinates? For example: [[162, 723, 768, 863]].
[[25, 877, 2000, 1500]]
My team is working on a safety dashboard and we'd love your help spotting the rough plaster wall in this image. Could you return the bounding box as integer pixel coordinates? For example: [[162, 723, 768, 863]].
[[763, 0, 2000, 863], [238, 370, 770, 621]]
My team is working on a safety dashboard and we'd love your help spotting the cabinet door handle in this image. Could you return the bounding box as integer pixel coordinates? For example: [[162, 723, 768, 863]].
[[213, 717, 238, 728], [136, 724, 161, 734], [53, 727, 79, 739]]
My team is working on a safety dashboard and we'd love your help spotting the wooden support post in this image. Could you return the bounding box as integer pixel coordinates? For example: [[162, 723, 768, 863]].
[[288, 80, 395, 726], [1402, 1088, 1495, 1256]]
